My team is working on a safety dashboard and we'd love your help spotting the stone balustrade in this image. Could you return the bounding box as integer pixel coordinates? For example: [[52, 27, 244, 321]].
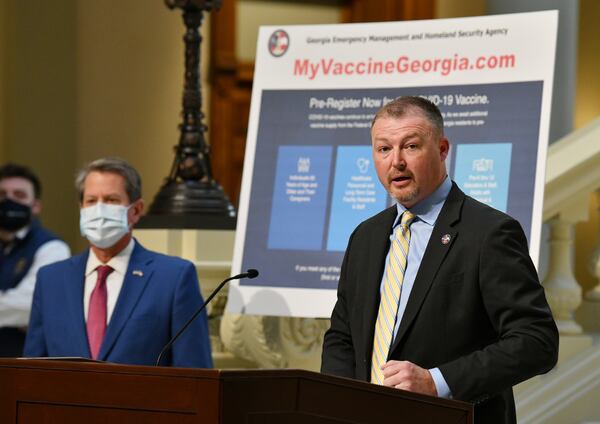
[[543, 117, 600, 335]]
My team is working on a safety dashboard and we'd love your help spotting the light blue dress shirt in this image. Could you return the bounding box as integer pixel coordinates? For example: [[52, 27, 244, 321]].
[[381, 176, 453, 398]]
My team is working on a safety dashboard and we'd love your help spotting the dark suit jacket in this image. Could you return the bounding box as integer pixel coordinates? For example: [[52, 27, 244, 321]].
[[321, 183, 558, 424], [24, 242, 213, 368]]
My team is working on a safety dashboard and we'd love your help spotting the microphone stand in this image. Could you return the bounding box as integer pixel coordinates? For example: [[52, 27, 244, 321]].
[[155, 269, 258, 366]]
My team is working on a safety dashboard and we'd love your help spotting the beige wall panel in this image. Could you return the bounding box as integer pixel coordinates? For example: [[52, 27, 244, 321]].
[[435, 0, 485, 18], [237, 0, 342, 62], [573, 0, 600, 294], [2, 0, 79, 249], [0, 0, 7, 161], [575, 0, 600, 128], [575, 192, 600, 294], [77, 1, 210, 236]]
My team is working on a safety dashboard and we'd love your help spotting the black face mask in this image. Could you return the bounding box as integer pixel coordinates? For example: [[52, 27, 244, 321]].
[[0, 198, 32, 231]]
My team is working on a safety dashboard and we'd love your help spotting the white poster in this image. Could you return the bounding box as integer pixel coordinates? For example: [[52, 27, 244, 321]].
[[227, 11, 558, 317]]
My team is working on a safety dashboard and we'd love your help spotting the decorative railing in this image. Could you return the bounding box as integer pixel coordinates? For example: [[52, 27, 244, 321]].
[[513, 116, 600, 423], [543, 116, 600, 335]]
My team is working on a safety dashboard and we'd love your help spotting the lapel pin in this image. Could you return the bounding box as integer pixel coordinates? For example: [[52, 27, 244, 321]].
[[441, 234, 451, 245], [132, 270, 144, 277]]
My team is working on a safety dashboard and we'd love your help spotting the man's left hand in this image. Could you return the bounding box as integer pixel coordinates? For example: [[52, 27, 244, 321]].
[[380, 360, 438, 396]]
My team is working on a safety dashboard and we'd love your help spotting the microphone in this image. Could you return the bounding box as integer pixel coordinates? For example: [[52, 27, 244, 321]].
[[155, 269, 259, 366]]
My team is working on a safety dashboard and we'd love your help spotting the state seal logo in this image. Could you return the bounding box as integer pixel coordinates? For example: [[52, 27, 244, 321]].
[[268, 29, 289, 57]]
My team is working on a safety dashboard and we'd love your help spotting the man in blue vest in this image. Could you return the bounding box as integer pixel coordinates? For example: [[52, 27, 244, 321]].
[[0, 163, 70, 357]]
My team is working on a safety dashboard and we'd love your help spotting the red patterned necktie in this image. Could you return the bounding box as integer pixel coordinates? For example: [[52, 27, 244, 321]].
[[87, 265, 113, 359]]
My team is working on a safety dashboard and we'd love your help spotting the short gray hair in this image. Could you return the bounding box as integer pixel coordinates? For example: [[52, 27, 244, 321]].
[[371, 96, 444, 136], [76, 157, 142, 202]]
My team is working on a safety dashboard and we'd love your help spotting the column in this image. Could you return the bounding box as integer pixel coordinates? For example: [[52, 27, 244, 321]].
[[543, 216, 582, 334]]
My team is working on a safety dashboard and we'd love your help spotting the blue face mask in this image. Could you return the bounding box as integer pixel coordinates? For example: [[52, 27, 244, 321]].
[[79, 202, 131, 249]]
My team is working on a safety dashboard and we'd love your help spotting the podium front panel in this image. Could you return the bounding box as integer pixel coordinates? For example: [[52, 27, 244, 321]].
[[0, 360, 220, 424]]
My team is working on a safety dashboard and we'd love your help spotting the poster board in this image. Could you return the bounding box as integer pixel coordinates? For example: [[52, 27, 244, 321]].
[[228, 11, 558, 317]]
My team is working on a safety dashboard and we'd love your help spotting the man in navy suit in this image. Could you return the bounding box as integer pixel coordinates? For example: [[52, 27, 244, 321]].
[[321, 97, 558, 424], [24, 157, 212, 367]]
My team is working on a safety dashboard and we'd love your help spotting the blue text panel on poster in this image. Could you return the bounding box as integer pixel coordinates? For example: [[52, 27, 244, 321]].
[[327, 146, 388, 251], [454, 143, 512, 212], [241, 82, 542, 289], [267, 145, 333, 250]]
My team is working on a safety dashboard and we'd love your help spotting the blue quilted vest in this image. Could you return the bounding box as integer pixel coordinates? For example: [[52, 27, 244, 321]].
[[0, 220, 60, 291]]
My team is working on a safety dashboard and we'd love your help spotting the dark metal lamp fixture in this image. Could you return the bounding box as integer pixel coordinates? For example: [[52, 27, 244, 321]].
[[141, 0, 236, 230]]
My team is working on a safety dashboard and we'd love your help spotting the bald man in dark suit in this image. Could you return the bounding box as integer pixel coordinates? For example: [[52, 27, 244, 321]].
[[321, 97, 558, 424]]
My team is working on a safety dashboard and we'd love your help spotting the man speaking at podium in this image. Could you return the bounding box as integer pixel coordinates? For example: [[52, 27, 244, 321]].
[[321, 97, 558, 424], [24, 157, 212, 367]]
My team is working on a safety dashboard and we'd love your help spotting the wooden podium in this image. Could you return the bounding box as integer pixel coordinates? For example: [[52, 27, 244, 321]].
[[0, 359, 473, 423]]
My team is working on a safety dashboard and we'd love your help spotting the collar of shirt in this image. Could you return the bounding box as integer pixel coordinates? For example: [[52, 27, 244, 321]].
[[15, 225, 30, 241], [393, 176, 452, 228], [85, 238, 136, 278], [2, 225, 31, 255]]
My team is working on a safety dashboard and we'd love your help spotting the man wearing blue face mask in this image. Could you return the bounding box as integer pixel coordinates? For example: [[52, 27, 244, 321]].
[[0, 163, 70, 357], [24, 157, 213, 368]]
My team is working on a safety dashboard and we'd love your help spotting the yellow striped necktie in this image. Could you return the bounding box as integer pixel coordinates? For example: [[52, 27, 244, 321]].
[[370, 210, 415, 385]]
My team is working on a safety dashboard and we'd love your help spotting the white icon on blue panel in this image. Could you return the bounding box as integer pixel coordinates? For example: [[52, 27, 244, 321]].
[[356, 157, 370, 174], [472, 158, 494, 172], [297, 157, 310, 173]]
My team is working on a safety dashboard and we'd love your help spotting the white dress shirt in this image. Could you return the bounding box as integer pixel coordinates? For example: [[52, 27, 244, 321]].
[[83, 239, 135, 323], [0, 227, 71, 328]]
